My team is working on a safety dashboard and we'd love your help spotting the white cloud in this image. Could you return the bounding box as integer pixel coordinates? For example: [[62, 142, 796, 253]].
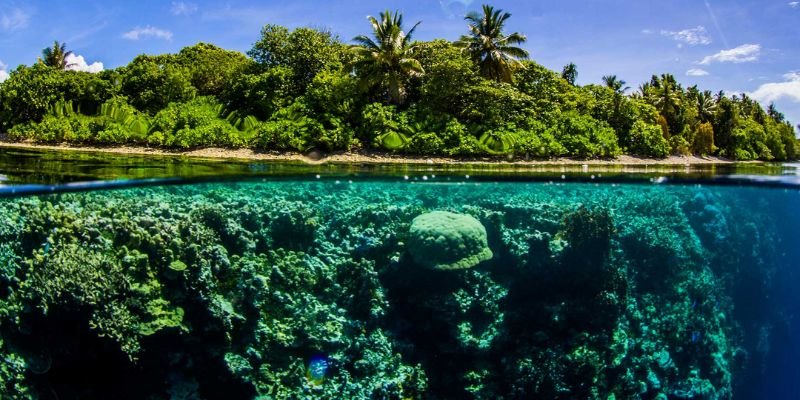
[[687, 68, 710, 77], [171, 2, 198, 16], [699, 44, 761, 65], [1, 8, 30, 31], [641, 29, 654, 35], [122, 26, 173, 41], [749, 72, 800, 104], [790, 2, 799, 8], [0, 71, 8, 83], [0, 60, 8, 83], [661, 26, 712, 46], [65, 54, 104, 73]]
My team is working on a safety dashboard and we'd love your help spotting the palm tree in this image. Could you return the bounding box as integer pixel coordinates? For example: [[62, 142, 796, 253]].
[[650, 74, 681, 119], [696, 90, 717, 123], [40, 41, 77, 70], [352, 10, 424, 105], [714, 90, 726, 104], [633, 82, 652, 100], [455, 5, 529, 83], [767, 103, 785, 123], [561, 63, 578, 85], [602, 75, 629, 94]]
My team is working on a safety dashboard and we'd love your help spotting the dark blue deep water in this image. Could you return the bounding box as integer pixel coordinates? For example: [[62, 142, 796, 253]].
[[0, 156, 798, 399]]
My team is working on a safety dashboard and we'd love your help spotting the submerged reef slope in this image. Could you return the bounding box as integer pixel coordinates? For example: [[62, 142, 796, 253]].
[[0, 180, 794, 399]]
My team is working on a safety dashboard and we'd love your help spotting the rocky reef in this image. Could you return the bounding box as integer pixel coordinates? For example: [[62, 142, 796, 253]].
[[0, 179, 793, 399]]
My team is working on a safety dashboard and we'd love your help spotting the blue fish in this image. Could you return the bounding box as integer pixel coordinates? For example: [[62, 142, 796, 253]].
[[306, 355, 329, 386]]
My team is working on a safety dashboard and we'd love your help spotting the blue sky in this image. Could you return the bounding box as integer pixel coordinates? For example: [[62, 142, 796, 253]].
[[1, 0, 798, 130]]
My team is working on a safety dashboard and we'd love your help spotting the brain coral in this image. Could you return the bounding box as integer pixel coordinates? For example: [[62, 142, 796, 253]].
[[408, 211, 493, 270]]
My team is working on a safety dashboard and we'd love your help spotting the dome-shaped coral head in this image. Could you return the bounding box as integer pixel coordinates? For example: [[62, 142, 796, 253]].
[[306, 354, 329, 386], [408, 211, 493, 270]]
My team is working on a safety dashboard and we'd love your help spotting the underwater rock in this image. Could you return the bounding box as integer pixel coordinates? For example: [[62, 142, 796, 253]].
[[407, 211, 493, 270]]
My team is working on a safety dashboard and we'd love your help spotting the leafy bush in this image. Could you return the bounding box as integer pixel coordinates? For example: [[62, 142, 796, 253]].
[[514, 120, 567, 158], [407, 131, 445, 154], [360, 103, 413, 151], [479, 128, 517, 155], [254, 101, 335, 152], [692, 123, 716, 156], [8, 115, 95, 144], [628, 121, 670, 158], [148, 97, 246, 148], [549, 113, 621, 158]]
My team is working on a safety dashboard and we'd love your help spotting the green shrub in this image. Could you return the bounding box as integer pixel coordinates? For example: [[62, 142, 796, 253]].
[[8, 115, 94, 144], [628, 121, 670, 158], [254, 102, 326, 152], [669, 135, 691, 156], [360, 103, 413, 151], [94, 98, 152, 144], [549, 113, 621, 158], [148, 97, 245, 149], [407, 131, 445, 155], [479, 128, 517, 155], [692, 122, 717, 156]]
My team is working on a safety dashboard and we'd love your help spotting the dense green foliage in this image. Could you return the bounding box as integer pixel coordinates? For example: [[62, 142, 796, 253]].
[[0, 7, 796, 160]]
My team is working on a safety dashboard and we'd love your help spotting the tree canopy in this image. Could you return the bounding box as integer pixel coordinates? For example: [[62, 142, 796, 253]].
[[0, 4, 796, 161]]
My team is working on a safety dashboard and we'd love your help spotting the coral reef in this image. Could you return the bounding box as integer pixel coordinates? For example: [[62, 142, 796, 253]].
[[0, 180, 793, 399], [408, 211, 493, 270]]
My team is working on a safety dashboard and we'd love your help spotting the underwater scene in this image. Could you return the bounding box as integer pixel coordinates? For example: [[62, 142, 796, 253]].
[[0, 177, 798, 399]]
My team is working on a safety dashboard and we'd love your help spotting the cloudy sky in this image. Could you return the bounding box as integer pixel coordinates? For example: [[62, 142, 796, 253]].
[[1, 0, 798, 130]]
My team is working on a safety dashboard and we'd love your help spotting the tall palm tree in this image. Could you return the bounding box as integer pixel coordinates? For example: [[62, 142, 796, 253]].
[[352, 10, 424, 105], [650, 74, 681, 119], [561, 63, 578, 85], [633, 82, 652, 100], [40, 41, 77, 70], [767, 103, 784, 123], [455, 5, 529, 83], [695, 90, 717, 123], [714, 90, 726, 104], [602, 75, 629, 94]]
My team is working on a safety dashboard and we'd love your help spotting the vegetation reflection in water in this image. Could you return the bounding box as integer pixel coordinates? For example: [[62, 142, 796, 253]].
[[0, 178, 797, 399], [0, 146, 796, 186]]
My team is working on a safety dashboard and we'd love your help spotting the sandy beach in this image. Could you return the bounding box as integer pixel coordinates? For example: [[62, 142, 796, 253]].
[[0, 141, 745, 167]]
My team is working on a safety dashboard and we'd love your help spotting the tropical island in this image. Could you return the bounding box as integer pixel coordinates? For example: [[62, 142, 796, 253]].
[[0, 5, 797, 162]]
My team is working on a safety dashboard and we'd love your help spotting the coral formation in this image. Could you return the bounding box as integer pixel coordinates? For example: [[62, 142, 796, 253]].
[[408, 211, 493, 270], [0, 180, 794, 399]]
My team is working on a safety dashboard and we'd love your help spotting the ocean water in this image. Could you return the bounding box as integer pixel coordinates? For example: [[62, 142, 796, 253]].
[[0, 175, 798, 399]]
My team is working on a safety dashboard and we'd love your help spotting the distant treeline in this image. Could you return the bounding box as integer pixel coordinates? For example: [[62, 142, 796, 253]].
[[0, 6, 797, 160]]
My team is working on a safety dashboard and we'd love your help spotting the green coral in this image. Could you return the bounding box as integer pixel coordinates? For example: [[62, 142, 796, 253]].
[[0, 180, 786, 399], [407, 211, 493, 270]]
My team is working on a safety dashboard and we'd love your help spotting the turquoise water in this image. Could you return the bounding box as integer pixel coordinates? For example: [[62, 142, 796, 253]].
[[0, 175, 798, 399]]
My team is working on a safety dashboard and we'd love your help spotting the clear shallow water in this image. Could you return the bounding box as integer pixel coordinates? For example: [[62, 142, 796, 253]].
[[0, 176, 797, 400]]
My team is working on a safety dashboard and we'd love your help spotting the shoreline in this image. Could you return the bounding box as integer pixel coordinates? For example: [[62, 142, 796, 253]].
[[0, 141, 749, 167]]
